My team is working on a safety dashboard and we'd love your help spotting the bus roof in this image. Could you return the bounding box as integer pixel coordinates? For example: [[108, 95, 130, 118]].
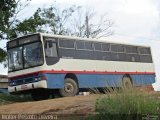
[[40, 33, 151, 48], [10, 32, 151, 48]]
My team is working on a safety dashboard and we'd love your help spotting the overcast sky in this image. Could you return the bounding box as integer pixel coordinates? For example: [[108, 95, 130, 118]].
[[1, 0, 160, 89]]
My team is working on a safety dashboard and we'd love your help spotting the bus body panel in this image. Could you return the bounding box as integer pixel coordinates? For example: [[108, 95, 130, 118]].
[[45, 73, 65, 88], [44, 59, 155, 73], [131, 74, 155, 86], [76, 74, 123, 88], [8, 72, 155, 93], [8, 59, 155, 78], [45, 73, 155, 89], [45, 73, 123, 88]]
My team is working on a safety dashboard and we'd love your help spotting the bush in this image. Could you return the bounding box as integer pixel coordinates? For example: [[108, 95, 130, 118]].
[[89, 88, 160, 120]]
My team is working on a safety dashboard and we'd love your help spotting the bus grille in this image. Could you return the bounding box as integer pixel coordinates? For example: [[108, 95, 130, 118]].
[[17, 78, 33, 85], [9, 77, 40, 86]]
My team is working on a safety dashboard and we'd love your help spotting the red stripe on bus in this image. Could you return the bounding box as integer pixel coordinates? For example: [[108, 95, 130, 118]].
[[40, 70, 155, 75], [8, 70, 155, 79]]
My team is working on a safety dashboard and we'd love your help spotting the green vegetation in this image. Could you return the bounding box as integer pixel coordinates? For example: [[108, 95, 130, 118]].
[[0, 93, 32, 105], [88, 88, 160, 120]]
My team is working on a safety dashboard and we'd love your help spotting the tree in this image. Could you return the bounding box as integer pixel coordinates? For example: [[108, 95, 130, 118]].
[[0, 0, 16, 39], [0, 48, 6, 63], [16, 5, 114, 38], [0, 0, 30, 63], [70, 7, 114, 38], [16, 5, 78, 36], [16, 8, 46, 35], [0, 0, 17, 62]]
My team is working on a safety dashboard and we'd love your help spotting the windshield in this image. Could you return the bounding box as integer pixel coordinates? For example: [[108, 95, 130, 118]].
[[8, 47, 23, 71], [8, 42, 44, 72], [23, 42, 43, 68]]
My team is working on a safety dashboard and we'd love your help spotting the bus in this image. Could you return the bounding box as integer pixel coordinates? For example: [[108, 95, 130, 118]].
[[7, 33, 155, 100]]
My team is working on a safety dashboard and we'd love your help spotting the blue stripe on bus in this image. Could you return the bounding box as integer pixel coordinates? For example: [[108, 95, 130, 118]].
[[131, 74, 155, 86], [45, 73, 155, 89]]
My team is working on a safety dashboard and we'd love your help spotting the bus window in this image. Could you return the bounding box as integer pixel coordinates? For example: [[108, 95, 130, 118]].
[[111, 44, 124, 52], [45, 41, 58, 57], [8, 47, 23, 71], [139, 47, 151, 55], [45, 41, 59, 65]]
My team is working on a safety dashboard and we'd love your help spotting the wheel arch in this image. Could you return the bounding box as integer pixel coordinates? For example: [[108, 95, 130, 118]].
[[59, 73, 79, 97], [122, 74, 133, 84], [64, 73, 79, 87]]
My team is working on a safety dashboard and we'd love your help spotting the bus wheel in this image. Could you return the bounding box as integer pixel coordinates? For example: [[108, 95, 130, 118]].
[[122, 76, 132, 89], [59, 78, 79, 97], [31, 90, 50, 101]]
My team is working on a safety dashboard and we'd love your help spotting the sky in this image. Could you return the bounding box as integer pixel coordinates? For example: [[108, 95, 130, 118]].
[[1, 0, 160, 90]]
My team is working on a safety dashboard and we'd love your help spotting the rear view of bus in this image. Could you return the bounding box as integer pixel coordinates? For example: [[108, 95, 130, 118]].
[[7, 33, 156, 100]]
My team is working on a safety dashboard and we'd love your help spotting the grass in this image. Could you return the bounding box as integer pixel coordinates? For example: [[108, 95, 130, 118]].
[[88, 87, 160, 120], [0, 93, 33, 105]]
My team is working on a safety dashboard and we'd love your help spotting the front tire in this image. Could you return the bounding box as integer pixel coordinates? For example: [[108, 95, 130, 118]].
[[59, 78, 79, 97]]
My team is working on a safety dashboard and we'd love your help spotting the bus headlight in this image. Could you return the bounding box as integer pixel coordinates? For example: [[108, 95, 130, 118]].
[[9, 80, 16, 86], [34, 77, 41, 82], [34, 78, 38, 81]]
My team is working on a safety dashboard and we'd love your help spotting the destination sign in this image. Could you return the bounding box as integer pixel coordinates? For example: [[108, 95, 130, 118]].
[[7, 34, 40, 49]]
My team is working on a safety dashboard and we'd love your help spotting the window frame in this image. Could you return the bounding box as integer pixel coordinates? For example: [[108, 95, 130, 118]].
[[138, 47, 151, 55], [101, 43, 110, 52], [58, 39, 75, 49], [110, 43, 125, 53], [125, 45, 138, 54], [84, 41, 93, 51], [76, 40, 85, 50], [94, 42, 102, 51]]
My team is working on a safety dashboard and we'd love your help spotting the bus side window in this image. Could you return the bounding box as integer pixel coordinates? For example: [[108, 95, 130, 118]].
[[45, 41, 58, 57]]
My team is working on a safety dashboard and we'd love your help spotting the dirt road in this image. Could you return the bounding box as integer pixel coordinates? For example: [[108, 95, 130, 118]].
[[0, 95, 99, 115]]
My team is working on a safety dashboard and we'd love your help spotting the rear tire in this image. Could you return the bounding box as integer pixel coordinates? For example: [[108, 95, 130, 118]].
[[122, 76, 132, 89], [59, 78, 79, 97]]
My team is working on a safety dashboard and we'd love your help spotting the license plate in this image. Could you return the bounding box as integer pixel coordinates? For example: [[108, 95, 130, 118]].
[[21, 85, 28, 90]]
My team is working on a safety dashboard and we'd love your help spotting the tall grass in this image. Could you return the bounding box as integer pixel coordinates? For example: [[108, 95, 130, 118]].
[[88, 88, 160, 120]]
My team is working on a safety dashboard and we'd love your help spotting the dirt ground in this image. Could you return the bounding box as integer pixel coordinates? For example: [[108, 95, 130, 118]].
[[0, 94, 99, 115]]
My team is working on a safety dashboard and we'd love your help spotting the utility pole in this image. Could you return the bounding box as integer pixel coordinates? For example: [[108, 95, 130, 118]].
[[86, 15, 89, 38]]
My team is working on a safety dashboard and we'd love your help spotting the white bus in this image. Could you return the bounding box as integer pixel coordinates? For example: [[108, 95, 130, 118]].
[[7, 33, 155, 100]]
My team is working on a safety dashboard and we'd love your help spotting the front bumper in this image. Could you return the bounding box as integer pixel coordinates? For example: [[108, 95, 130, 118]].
[[8, 80, 47, 93]]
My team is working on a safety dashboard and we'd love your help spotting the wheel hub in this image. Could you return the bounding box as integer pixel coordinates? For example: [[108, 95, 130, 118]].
[[64, 83, 74, 93]]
